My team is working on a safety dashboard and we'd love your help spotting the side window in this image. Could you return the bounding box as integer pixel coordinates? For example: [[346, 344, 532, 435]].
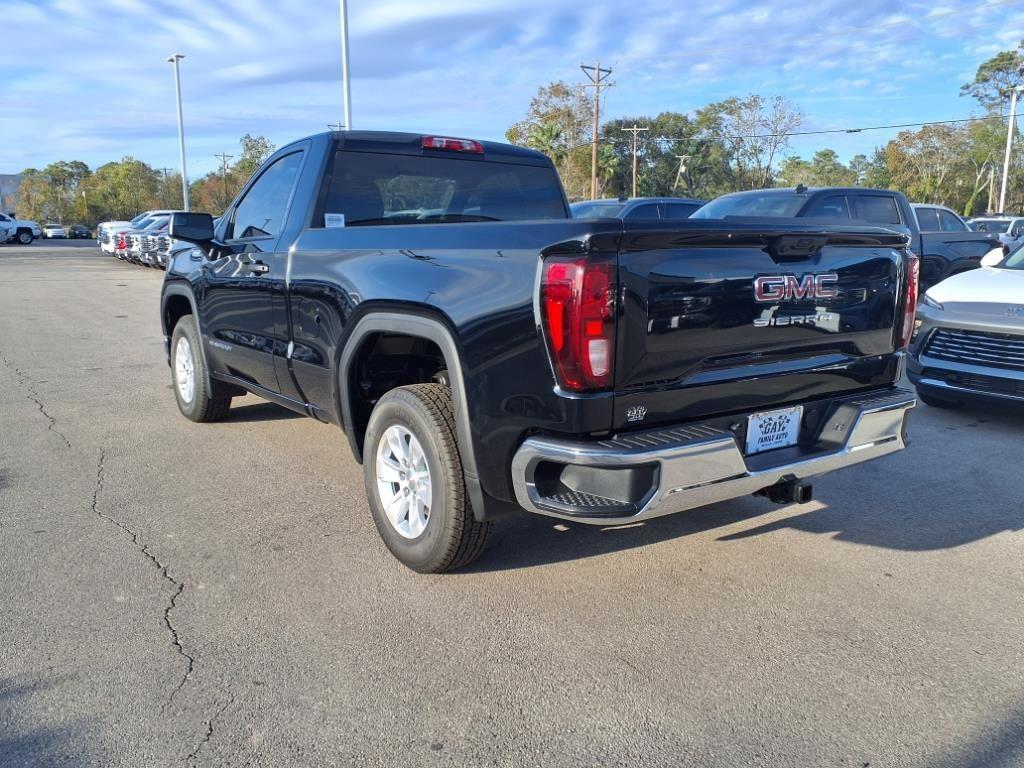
[[915, 207, 940, 232], [938, 209, 966, 232], [624, 203, 661, 220], [804, 195, 850, 219], [1012, 221, 1024, 237], [856, 195, 902, 226], [664, 202, 699, 219], [228, 152, 303, 240]]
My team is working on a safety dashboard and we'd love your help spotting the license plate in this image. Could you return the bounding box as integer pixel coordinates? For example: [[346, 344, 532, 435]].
[[746, 406, 803, 455]]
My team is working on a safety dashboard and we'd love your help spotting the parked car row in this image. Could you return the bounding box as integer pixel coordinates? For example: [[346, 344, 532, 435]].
[[40, 223, 92, 239], [97, 209, 184, 269]]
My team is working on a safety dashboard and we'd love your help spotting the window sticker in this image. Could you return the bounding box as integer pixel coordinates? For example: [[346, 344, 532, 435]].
[[325, 213, 346, 228]]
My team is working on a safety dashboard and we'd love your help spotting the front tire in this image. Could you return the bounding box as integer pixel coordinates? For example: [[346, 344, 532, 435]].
[[170, 315, 231, 422], [16, 230, 33, 245], [363, 384, 492, 573]]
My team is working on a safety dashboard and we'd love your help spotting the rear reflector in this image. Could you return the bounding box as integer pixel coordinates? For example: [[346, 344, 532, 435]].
[[422, 136, 484, 154], [898, 253, 920, 349], [541, 256, 616, 391]]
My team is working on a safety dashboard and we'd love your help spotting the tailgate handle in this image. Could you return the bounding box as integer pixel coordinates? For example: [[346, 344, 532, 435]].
[[767, 235, 828, 262]]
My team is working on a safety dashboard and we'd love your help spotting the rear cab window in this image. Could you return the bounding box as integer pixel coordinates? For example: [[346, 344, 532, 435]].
[[314, 149, 568, 227], [853, 194, 902, 226], [664, 202, 700, 220], [803, 194, 851, 219], [623, 203, 661, 220], [915, 207, 941, 232]]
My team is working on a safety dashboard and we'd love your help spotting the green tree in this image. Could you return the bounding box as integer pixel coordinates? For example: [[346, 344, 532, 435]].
[[961, 41, 1024, 110], [235, 134, 276, 181], [507, 81, 594, 200]]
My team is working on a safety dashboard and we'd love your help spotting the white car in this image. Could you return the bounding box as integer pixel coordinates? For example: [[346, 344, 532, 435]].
[[968, 216, 1024, 250], [909, 245, 1024, 408], [42, 224, 67, 239], [0, 212, 42, 244]]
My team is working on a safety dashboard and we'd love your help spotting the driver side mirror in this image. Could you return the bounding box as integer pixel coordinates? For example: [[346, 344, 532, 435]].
[[169, 212, 215, 246]]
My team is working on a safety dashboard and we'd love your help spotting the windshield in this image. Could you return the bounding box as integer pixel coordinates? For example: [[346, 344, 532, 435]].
[[691, 192, 807, 218], [999, 242, 1024, 269], [315, 151, 567, 226], [143, 217, 169, 230], [972, 220, 1010, 233], [571, 201, 627, 219]]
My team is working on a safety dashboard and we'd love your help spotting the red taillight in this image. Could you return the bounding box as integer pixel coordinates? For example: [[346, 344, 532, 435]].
[[898, 253, 920, 349], [541, 257, 616, 391], [422, 135, 484, 154]]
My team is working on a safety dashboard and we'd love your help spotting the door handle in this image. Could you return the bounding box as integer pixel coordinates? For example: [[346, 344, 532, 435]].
[[242, 259, 269, 275]]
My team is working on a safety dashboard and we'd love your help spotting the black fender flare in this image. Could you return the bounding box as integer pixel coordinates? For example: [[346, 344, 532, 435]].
[[337, 311, 487, 519]]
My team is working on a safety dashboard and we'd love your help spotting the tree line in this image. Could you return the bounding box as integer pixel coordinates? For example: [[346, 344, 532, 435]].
[[7, 134, 276, 226], [507, 41, 1024, 215]]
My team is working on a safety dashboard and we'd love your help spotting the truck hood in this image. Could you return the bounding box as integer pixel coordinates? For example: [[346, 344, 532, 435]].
[[927, 267, 1024, 308]]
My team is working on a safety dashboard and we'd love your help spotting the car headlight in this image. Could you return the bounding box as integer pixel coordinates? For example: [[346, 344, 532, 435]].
[[921, 293, 943, 310]]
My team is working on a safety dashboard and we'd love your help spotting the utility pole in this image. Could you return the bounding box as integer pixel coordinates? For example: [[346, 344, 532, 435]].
[[622, 125, 649, 198], [987, 164, 996, 213], [673, 155, 692, 193], [167, 53, 190, 211], [215, 152, 233, 206], [580, 61, 612, 200], [339, 0, 352, 130], [999, 85, 1023, 214]]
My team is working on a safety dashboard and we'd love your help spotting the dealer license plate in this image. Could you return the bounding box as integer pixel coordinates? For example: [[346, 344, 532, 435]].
[[745, 406, 803, 455]]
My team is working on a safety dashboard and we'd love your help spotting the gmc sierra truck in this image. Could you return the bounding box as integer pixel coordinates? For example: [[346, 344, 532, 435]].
[[693, 187, 999, 290], [162, 131, 917, 572]]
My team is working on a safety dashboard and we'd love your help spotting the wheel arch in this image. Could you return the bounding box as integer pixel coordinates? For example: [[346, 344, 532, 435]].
[[337, 307, 487, 519]]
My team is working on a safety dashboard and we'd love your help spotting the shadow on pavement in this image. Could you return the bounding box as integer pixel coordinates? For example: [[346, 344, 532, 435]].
[[924, 702, 1024, 768], [466, 497, 777, 573], [225, 401, 303, 423], [0, 677, 91, 767]]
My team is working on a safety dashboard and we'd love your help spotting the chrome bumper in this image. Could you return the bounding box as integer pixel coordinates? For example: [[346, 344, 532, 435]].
[[511, 388, 916, 525]]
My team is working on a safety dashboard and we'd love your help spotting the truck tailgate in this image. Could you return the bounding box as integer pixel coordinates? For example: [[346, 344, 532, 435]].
[[613, 222, 910, 431]]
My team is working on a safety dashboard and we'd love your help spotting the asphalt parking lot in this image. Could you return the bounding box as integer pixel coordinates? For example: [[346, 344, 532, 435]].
[[1, 242, 1023, 767]]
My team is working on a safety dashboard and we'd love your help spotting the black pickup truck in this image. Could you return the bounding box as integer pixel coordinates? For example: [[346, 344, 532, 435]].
[[693, 187, 1000, 290], [162, 131, 917, 572]]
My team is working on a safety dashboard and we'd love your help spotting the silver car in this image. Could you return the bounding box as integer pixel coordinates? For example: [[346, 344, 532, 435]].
[[908, 245, 1024, 408]]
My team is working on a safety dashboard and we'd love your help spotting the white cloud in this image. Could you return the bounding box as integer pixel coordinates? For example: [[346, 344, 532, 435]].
[[0, 0, 1017, 173]]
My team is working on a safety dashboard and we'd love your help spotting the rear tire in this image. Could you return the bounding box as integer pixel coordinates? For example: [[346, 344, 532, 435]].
[[363, 384, 492, 573], [170, 315, 231, 422]]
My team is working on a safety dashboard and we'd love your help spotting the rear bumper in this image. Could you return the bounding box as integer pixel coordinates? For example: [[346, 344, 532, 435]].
[[511, 387, 915, 525]]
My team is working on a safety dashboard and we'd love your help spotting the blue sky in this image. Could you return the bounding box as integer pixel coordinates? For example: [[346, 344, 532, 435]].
[[2, 0, 1022, 177]]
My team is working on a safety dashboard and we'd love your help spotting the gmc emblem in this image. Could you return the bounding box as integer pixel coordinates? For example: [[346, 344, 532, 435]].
[[754, 274, 839, 303]]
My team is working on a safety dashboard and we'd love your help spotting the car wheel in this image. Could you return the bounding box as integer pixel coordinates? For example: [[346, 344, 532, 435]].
[[17, 230, 33, 245], [170, 315, 232, 423], [363, 384, 492, 573]]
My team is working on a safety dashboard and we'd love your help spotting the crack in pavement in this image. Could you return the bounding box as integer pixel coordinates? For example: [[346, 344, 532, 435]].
[[90, 449, 195, 705], [0, 352, 72, 448], [185, 697, 233, 767]]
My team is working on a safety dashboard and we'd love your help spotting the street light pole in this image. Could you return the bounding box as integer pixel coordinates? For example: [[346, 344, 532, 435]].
[[998, 85, 1023, 214], [167, 53, 190, 211], [339, 0, 352, 130]]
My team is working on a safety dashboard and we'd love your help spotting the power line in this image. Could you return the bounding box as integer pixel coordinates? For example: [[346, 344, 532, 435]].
[[580, 111, 1014, 151]]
